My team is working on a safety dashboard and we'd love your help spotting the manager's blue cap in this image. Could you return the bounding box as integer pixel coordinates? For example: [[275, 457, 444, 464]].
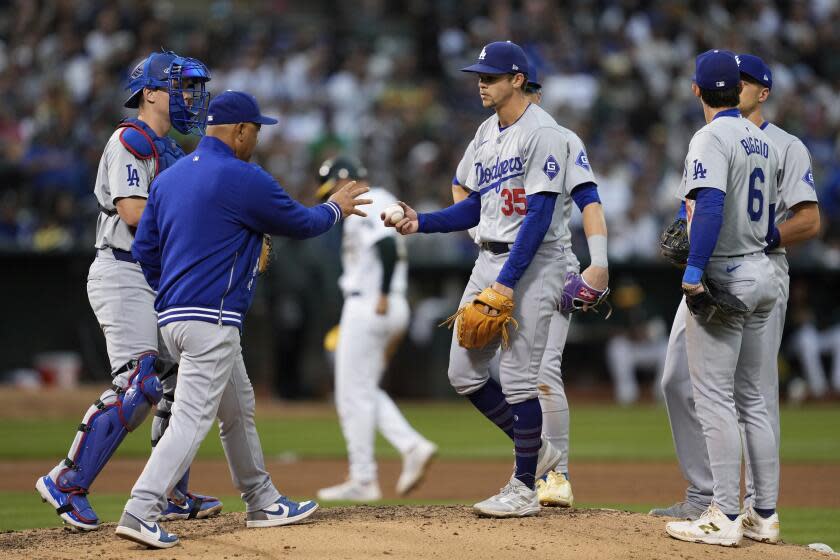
[[206, 91, 278, 126], [462, 41, 529, 77], [693, 50, 740, 91], [736, 54, 772, 89]]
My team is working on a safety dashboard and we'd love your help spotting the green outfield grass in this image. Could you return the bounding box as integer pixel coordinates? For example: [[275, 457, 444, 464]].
[[3, 492, 837, 550], [3, 402, 839, 462]]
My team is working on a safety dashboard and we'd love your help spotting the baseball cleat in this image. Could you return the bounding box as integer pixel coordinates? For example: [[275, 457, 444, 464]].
[[160, 492, 223, 521], [536, 471, 574, 507], [665, 504, 743, 547], [649, 500, 707, 520], [473, 478, 540, 518], [396, 440, 438, 495], [115, 511, 179, 549], [742, 506, 780, 544], [35, 475, 99, 531], [535, 439, 563, 479], [317, 479, 382, 502], [246, 496, 319, 528]]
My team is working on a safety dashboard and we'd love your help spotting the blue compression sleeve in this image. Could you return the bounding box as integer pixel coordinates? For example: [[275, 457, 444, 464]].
[[570, 182, 601, 212], [418, 191, 481, 233], [683, 188, 724, 284], [677, 200, 687, 220], [765, 204, 779, 250], [497, 192, 558, 289]]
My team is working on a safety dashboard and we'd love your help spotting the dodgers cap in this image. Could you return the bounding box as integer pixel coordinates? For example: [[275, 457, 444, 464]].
[[206, 91, 278, 126], [737, 54, 772, 89], [693, 49, 740, 91], [462, 41, 529, 77]]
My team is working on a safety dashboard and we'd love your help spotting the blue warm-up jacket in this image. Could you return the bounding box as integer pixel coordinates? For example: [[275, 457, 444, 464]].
[[133, 136, 341, 330]]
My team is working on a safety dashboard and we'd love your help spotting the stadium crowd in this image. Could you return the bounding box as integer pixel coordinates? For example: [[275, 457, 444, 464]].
[[1, 0, 838, 264]]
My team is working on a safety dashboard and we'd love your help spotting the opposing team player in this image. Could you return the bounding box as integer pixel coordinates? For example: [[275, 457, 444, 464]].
[[384, 41, 607, 518], [653, 54, 819, 545], [449, 68, 610, 508], [661, 50, 780, 547], [314, 156, 437, 502], [35, 51, 221, 531]]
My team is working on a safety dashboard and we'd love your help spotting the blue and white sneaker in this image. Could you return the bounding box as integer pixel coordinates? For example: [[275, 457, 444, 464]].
[[245, 496, 319, 528], [160, 493, 223, 521], [35, 475, 99, 531], [115, 511, 179, 549]]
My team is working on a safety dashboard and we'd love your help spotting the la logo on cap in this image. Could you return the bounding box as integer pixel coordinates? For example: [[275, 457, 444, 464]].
[[479, 47, 487, 60]]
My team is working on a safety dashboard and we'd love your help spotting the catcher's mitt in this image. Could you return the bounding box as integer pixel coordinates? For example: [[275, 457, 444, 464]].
[[258, 234, 273, 275], [441, 287, 519, 349], [561, 271, 611, 318], [684, 277, 749, 323], [660, 218, 689, 267]]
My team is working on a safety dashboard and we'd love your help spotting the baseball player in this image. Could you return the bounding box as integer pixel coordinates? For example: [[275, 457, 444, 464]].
[[314, 156, 438, 502], [384, 41, 608, 518], [662, 50, 780, 547], [654, 54, 819, 545], [35, 51, 222, 531], [449, 68, 610, 508], [116, 91, 371, 549]]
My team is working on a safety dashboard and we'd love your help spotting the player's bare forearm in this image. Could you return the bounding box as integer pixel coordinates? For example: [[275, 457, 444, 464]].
[[778, 202, 820, 247], [451, 184, 470, 204], [115, 196, 147, 227], [581, 202, 608, 238], [580, 202, 609, 290]]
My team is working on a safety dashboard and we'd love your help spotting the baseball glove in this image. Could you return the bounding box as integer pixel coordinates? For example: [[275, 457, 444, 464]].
[[441, 287, 519, 349], [258, 234, 272, 275], [561, 271, 612, 317], [684, 278, 749, 323], [660, 218, 689, 267]]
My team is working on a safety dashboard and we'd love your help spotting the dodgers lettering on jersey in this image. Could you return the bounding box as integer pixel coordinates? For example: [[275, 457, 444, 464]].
[[463, 104, 595, 244], [678, 113, 779, 257], [339, 187, 408, 297], [94, 129, 157, 252], [760, 123, 819, 254]]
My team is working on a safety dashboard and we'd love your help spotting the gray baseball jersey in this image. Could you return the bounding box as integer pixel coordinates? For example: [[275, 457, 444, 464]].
[[93, 129, 155, 252], [679, 115, 779, 256], [339, 187, 407, 297], [761, 123, 818, 254], [463, 104, 594, 244]]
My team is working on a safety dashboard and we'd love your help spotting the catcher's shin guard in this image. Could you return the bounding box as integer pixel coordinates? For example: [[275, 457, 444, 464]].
[[54, 353, 163, 494]]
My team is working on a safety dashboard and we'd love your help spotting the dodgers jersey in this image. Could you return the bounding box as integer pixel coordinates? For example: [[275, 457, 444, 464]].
[[761, 122, 818, 255], [93, 129, 156, 252], [678, 111, 779, 257], [340, 187, 408, 297], [463, 104, 595, 245]]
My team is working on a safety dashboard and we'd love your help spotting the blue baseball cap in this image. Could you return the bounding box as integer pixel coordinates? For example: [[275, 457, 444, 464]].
[[206, 91, 278, 126], [462, 41, 529, 77], [693, 49, 740, 91], [736, 54, 772, 89], [525, 65, 541, 92]]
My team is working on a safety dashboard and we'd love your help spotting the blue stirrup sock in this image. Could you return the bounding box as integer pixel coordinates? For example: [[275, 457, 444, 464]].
[[467, 379, 514, 440], [512, 398, 543, 490]]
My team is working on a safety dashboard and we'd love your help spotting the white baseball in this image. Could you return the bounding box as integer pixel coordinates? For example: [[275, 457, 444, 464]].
[[383, 204, 405, 225]]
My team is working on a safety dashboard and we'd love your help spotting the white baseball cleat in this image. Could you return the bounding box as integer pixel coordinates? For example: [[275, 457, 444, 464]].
[[535, 439, 563, 479], [536, 471, 574, 507], [396, 440, 438, 496], [115, 511, 179, 549], [316, 479, 381, 502], [742, 506, 780, 544], [473, 478, 540, 518], [666, 503, 743, 547]]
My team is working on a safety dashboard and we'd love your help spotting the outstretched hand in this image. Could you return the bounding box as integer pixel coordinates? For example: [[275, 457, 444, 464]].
[[329, 181, 373, 218], [381, 201, 420, 235]]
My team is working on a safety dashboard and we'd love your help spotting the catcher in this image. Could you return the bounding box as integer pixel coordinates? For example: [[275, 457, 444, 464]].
[[382, 41, 608, 518]]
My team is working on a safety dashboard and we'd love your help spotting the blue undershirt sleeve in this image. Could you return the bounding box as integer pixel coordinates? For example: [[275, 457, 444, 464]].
[[677, 200, 687, 220], [569, 182, 601, 212], [683, 188, 725, 285], [765, 204, 779, 250], [417, 191, 481, 233], [496, 192, 558, 289]]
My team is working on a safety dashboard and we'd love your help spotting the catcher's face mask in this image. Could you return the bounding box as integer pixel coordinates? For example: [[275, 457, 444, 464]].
[[167, 56, 211, 136]]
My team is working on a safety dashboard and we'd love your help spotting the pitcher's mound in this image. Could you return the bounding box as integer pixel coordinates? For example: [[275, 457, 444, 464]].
[[0, 506, 827, 559]]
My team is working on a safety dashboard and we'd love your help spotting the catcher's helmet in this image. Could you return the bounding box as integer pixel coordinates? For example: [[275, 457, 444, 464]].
[[124, 50, 211, 136], [316, 155, 368, 200]]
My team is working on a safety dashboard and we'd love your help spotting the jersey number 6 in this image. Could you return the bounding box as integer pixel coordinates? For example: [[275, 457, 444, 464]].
[[501, 187, 527, 216], [747, 167, 764, 222]]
